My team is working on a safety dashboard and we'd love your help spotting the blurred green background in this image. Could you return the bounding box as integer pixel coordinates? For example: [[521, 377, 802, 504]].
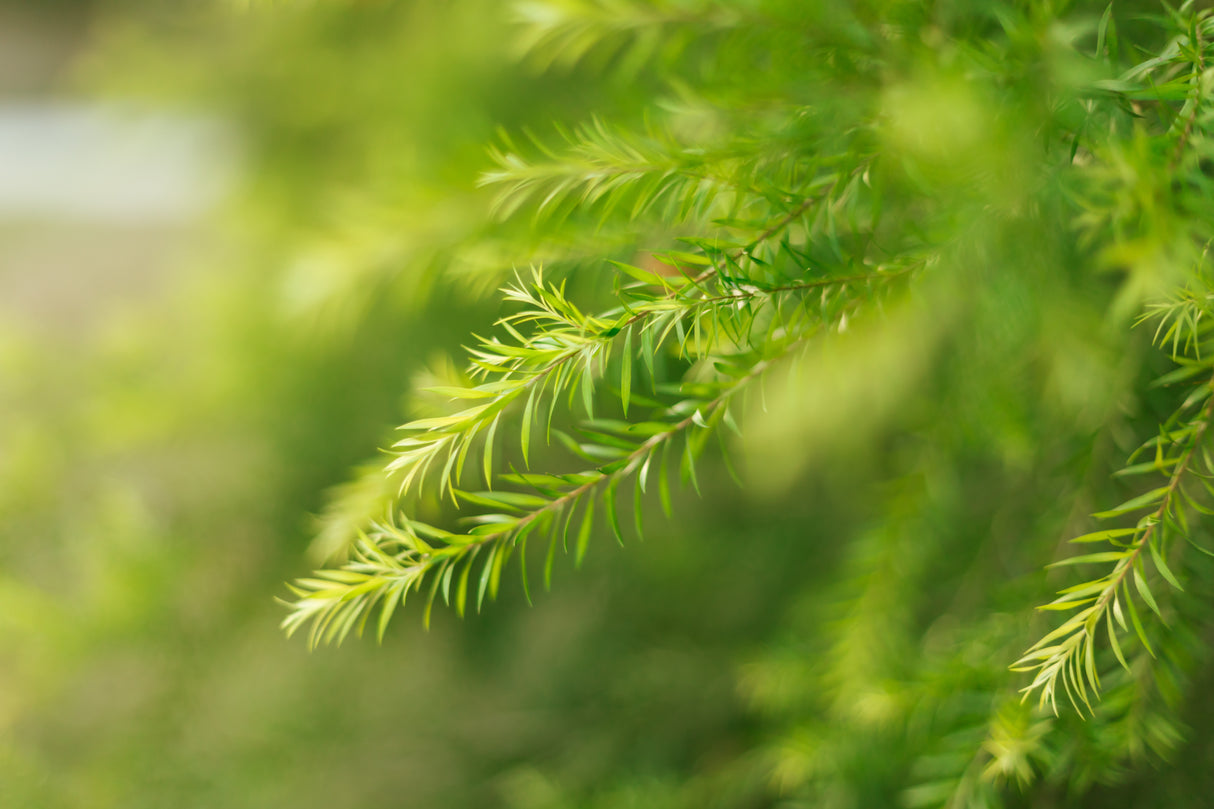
[[3, 1, 1214, 807]]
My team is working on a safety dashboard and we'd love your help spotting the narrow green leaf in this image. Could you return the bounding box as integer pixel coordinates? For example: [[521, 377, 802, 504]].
[[605, 479, 624, 546], [682, 435, 701, 496], [1106, 610, 1129, 672], [521, 384, 537, 467], [1149, 538, 1183, 590], [482, 415, 500, 488], [722, 406, 742, 437], [658, 250, 712, 266], [1125, 585, 1155, 657], [575, 499, 594, 568], [1048, 550, 1131, 568], [518, 537, 532, 605], [1083, 630, 1099, 693], [1113, 460, 1175, 477], [546, 373, 560, 442], [489, 544, 508, 601], [609, 259, 666, 286], [1055, 579, 1113, 600], [423, 573, 441, 631], [424, 385, 498, 399], [1096, 1, 1116, 59], [641, 327, 656, 389], [544, 531, 558, 590], [441, 560, 455, 606], [1151, 361, 1207, 387], [581, 362, 595, 419], [620, 327, 633, 417], [477, 544, 498, 612], [377, 581, 403, 642], [467, 490, 551, 510], [455, 433, 475, 488], [1133, 566, 1161, 617], [1092, 486, 1170, 518], [560, 502, 575, 553], [1069, 527, 1139, 544], [1038, 598, 1098, 611], [1186, 534, 1214, 556], [467, 516, 518, 534], [1112, 592, 1127, 631], [456, 554, 474, 618]]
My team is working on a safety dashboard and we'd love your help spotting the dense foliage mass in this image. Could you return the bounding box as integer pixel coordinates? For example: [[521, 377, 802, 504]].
[[6, 0, 1214, 807], [279, 0, 1214, 802]]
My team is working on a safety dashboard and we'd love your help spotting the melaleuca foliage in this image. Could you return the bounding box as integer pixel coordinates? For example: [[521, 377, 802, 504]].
[[281, 1, 1214, 806]]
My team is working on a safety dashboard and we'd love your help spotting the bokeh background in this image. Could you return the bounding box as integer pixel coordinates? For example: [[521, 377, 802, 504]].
[[3, 2, 1214, 807]]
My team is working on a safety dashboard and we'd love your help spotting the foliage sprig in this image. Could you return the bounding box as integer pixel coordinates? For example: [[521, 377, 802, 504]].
[[283, 153, 920, 644], [1014, 363, 1214, 715]]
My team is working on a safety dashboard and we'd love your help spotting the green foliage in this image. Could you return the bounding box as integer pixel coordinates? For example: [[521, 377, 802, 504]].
[[270, 0, 1214, 804], [12, 0, 1214, 807]]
